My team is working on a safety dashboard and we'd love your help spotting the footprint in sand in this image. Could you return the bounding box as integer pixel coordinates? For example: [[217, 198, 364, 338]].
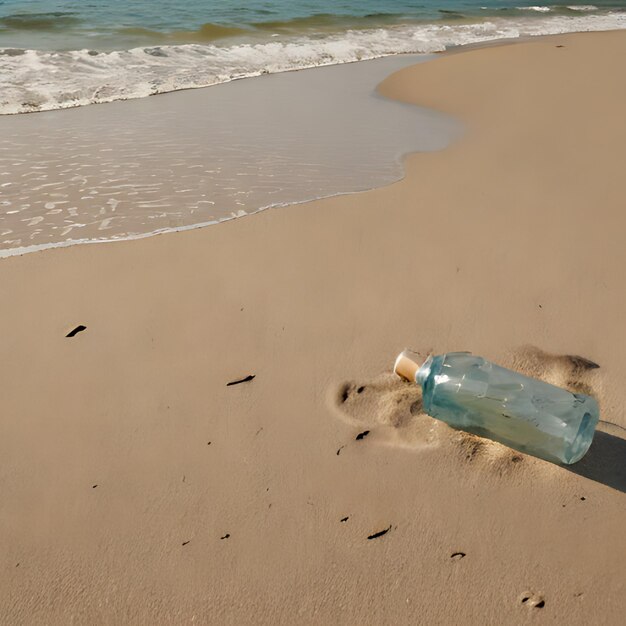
[[519, 590, 545, 609], [333, 369, 441, 450], [331, 346, 602, 464]]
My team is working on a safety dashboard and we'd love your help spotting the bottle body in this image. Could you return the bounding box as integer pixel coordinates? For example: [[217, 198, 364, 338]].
[[417, 352, 599, 465]]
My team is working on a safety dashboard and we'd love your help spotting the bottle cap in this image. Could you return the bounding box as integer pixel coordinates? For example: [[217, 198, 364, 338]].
[[394, 349, 420, 382]]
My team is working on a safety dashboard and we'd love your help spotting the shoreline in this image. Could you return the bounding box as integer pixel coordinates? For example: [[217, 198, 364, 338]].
[[0, 53, 458, 259], [1, 13, 625, 115], [1, 30, 625, 624], [1, 28, 624, 261]]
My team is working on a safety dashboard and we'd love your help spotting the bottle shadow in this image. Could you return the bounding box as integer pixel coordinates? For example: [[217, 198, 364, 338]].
[[565, 430, 626, 494]]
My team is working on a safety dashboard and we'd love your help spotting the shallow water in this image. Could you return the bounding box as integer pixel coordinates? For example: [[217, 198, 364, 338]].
[[0, 54, 459, 257]]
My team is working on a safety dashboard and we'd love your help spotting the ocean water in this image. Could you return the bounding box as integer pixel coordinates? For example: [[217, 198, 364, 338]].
[[1, 1, 625, 113]]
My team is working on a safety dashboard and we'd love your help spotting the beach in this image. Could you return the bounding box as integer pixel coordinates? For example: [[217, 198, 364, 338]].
[[1, 29, 625, 624]]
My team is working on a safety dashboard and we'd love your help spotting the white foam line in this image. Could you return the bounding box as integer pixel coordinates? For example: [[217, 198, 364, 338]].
[[0, 178, 397, 259], [1, 12, 625, 115], [0, 206, 248, 259]]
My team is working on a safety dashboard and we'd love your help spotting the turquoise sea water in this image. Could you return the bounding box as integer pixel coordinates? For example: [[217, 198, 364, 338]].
[[1, 1, 625, 49], [0, 1, 625, 113]]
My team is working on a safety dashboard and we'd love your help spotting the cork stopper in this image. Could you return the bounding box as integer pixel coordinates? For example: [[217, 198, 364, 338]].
[[394, 349, 420, 382]]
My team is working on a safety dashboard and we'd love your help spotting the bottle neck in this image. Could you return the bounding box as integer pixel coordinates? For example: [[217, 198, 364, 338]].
[[393, 350, 434, 386], [394, 350, 420, 382], [415, 355, 433, 386]]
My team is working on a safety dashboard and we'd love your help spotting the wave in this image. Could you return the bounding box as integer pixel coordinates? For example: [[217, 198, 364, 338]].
[[516, 4, 600, 11], [0, 12, 81, 31], [1, 11, 625, 115], [253, 12, 405, 32], [116, 14, 409, 43], [489, 5, 601, 15], [517, 6, 554, 11], [437, 10, 468, 20], [119, 23, 252, 43]]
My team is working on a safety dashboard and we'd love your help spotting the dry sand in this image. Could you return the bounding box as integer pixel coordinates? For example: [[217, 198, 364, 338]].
[[1, 31, 625, 624]]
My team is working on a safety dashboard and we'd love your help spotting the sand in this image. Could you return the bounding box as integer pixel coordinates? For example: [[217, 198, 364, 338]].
[[1, 31, 625, 624]]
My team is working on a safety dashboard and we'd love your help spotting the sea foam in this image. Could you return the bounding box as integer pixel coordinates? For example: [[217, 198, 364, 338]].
[[1, 11, 625, 114]]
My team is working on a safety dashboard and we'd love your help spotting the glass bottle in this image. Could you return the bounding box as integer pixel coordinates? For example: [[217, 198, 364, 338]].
[[394, 350, 599, 464]]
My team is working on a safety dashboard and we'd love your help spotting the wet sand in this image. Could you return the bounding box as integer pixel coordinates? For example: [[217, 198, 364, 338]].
[[1, 31, 625, 624]]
